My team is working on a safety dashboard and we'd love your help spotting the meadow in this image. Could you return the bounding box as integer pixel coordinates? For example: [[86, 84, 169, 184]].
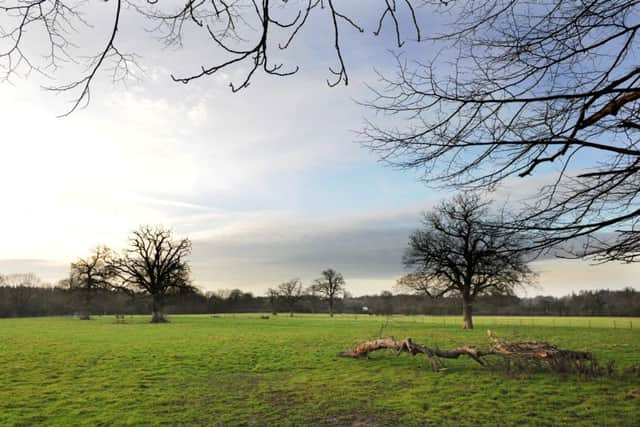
[[1, 314, 639, 426]]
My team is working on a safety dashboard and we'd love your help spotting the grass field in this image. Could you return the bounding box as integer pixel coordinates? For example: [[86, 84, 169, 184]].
[[1, 314, 639, 426]]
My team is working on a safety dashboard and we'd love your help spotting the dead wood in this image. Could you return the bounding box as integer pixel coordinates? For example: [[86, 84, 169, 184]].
[[337, 331, 595, 373]]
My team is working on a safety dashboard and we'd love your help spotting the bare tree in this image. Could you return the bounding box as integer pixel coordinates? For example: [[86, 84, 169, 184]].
[[266, 287, 279, 315], [68, 246, 115, 320], [313, 268, 345, 317], [277, 278, 303, 316], [0, 0, 423, 115], [362, 0, 640, 263], [397, 193, 535, 329], [111, 225, 194, 323]]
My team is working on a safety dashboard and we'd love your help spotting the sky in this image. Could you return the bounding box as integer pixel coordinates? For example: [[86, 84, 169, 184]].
[[0, 1, 638, 297]]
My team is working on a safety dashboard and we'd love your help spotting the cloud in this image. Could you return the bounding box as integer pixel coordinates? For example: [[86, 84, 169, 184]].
[[0, 64, 374, 260], [187, 207, 421, 294], [529, 258, 640, 297], [0, 259, 68, 284]]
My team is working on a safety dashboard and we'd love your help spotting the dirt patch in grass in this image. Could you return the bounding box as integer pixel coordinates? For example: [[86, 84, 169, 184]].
[[626, 388, 640, 399], [311, 413, 383, 427]]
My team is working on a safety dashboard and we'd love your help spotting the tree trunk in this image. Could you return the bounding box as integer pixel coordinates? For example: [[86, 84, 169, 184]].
[[329, 298, 334, 317], [151, 294, 167, 323], [338, 338, 486, 366], [462, 298, 473, 329]]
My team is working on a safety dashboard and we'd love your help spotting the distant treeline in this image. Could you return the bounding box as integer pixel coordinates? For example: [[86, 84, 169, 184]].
[[0, 286, 638, 318]]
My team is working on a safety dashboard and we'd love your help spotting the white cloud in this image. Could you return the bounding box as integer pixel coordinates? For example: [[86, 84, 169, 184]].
[[0, 56, 378, 264], [530, 258, 640, 296]]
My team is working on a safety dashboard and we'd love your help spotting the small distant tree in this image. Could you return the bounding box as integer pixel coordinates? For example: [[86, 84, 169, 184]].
[[205, 291, 224, 314], [69, 246, 115, 320], [398, 193, 535, 329], [225, 289, 253, 311], [266, 288, 280, 315], [306, 284, 320, 314], [277, 279, 304, 317], [111, 225, 194, 323], [379, 290, 394, 316], [314, 269, 346, 317]]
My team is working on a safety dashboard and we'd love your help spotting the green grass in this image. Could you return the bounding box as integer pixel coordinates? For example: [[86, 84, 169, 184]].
[[1, 314, 639, 426]]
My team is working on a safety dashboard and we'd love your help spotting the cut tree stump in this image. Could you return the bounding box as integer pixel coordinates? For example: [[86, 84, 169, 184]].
[[337, 331, 595, 373]]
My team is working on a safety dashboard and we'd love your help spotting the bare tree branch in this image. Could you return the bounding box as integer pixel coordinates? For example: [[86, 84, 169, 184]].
[[361, 0, 640, 262], [0, 0, 424, 113]]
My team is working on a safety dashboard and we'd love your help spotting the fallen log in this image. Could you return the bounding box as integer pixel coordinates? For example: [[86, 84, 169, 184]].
[[337, 337, 487, 366], [338, 332, 595, 373]]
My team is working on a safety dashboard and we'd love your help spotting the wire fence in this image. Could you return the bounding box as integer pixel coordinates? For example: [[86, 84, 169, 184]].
[[274, 313, 639, 329]]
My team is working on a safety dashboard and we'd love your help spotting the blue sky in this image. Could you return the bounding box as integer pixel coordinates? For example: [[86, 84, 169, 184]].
[[0, 1, 637, 296]]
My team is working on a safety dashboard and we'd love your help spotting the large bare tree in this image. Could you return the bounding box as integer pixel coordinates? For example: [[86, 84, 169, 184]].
[[313, 268, 345, 317], [68, 246, 116, 320], [111, 225, 194, 323], [0, 0, 423, 115], [397, 193, 535, 329], [363, 0, 640, 263]]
